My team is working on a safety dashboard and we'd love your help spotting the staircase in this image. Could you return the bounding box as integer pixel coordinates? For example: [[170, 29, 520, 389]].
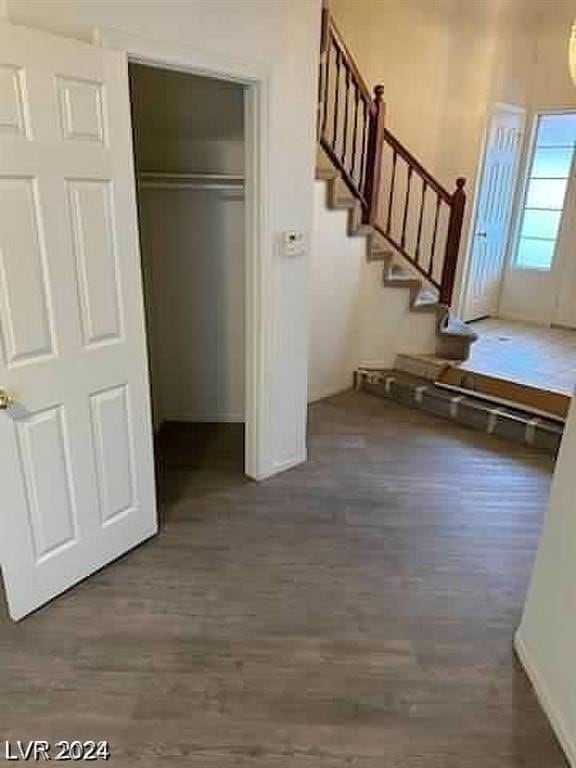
[[316, 8, 477, 363], [310, 9, 566, 455], [317, 153, 478, 361]]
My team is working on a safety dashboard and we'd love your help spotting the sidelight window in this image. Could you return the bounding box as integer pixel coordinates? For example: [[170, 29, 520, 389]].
[[514, 111, 576, 270]]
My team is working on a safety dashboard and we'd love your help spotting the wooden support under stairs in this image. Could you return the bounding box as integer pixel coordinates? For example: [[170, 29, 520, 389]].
[[394, 353, 571, 419]]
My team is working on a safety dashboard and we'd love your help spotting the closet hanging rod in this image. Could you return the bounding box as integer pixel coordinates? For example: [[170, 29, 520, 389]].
[[138, 181, 245, 192], [138, 171, 244, 184]]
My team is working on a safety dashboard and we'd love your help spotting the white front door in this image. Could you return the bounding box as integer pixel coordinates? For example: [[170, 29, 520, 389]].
[[0, 23, 157, 620], [463, 105, 525, 322]]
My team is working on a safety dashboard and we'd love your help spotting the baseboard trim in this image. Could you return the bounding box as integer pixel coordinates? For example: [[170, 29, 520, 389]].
[[308, 386, 353, 404], [514, 630, 576, 766], [248, 450, 307, 482], [552, 322, 576, 331], [272, 451, 307, 474], [496, 311, 551, 327]]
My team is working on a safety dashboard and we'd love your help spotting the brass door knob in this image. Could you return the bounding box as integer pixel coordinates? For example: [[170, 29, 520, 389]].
[[0, 389, 14, 410]]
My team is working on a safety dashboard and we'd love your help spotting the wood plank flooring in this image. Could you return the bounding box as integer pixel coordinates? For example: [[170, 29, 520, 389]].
[[0, 393, 568, 767]]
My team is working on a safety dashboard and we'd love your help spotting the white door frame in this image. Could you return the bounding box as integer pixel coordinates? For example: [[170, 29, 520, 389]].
[[457, 101, 526, 320], [94, 28, 272, 480]]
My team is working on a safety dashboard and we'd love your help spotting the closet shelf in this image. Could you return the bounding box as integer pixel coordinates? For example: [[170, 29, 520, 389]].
[[137, 171, 244, 191]]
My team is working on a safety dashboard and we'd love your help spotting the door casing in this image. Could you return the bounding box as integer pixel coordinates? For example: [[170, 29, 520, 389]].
[[95, 27, 274, 480], [458, 102, 526, 321]]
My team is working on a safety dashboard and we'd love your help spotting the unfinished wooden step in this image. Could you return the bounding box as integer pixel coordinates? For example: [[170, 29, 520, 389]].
[[395, 353, 451, 381], [411, 288, 439, 312], [383, 265, 421, 290], [367, 244, 391, 262], [437, 366, 571, 419], [356, 367, 564, 456], [327, 176, 356, 210], [347, 204, 372, 237]]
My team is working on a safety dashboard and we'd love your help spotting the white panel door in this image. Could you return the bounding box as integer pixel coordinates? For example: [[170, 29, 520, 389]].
[[0, 23, 157, 620], [463, 105, 525, 322]]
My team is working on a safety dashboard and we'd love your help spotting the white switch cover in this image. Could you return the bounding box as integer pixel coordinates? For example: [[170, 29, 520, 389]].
[[282, 231, 305, 257]]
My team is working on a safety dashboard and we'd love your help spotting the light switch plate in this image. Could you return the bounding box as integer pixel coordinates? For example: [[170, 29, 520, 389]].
[[282, 231, 305, 257]]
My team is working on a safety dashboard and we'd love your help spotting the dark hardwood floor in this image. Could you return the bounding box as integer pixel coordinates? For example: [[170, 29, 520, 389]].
[[0, 392, 567, 766]]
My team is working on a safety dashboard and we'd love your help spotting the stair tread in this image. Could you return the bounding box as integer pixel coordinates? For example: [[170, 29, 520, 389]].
[[384, 272, 420, 286], [316, 168, 338, 181], [413, 289, 439, 307], [367, 249, 389, 262], [394, 353, 451, 381], [332, 198, 356, 209], [350, 225, 372, 236]]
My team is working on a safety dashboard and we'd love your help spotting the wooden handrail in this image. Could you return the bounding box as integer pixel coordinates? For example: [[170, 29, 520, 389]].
[[317, 9, 466, 307], [382, 129, 452, 203]]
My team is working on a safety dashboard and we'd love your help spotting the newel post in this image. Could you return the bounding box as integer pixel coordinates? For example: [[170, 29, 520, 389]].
[[440, 177, 466, 306], [363, 84, 386, 225]]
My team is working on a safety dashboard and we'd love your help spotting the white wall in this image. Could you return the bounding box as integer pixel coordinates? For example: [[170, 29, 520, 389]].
[[139, 189, 245, 424], [308, 182, 364, 401], [130, 64, 245, 175], [494, 11, 576, 754], [5, 0, 321, 476], [329, 0, 498, 186], [131, 65, 245, 425], [516, 395, 576, 765], [355, 258, 438, 369]]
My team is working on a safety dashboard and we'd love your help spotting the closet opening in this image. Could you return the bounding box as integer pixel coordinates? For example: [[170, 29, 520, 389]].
[[128, 63, 247, 488]]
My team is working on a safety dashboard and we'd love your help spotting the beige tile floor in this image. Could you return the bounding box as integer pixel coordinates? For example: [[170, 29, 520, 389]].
[[464, 318, 576, 395]]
